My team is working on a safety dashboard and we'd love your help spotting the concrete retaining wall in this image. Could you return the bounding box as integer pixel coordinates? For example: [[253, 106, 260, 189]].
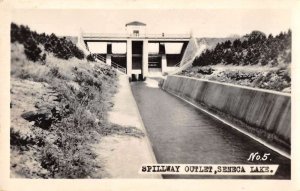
[[162, 75, 291, 144]]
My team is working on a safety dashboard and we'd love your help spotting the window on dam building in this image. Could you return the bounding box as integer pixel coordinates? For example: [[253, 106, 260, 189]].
[[133, 30, 139, 37]]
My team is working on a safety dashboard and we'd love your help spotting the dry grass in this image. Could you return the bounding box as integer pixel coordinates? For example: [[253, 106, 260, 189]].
[[180, 63, 291, 92], [10, 42, 144, 178]]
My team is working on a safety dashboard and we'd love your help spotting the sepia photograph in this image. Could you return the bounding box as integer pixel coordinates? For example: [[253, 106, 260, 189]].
[[1, 0, 300, 190]]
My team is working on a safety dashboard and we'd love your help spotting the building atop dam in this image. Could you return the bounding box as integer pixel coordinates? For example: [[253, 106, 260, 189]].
[[78, 21, 191, 79]]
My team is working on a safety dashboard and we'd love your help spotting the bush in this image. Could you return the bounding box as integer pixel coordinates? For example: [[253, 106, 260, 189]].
[[41, 53, 47, 64], [71, 46, 85, 59], [11, 23, 31, 44], [18, 69, 31, 79], [11, 23, 19, 43], [23, 38, 43, 62], [53, 41, 73, 60], [87, 54, 96, 62], [49, 66, 61, 78]]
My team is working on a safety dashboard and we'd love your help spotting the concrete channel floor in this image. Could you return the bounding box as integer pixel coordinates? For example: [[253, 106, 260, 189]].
[[92, 74, 160, 178]]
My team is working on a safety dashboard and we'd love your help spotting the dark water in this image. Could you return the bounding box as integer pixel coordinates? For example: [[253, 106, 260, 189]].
[[131, 78, 290, 179]]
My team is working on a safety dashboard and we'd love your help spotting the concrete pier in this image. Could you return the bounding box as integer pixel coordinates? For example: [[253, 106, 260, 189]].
[[161, 54, 167, 74], [126, 39, 132, 77], [142, 39, 148, 78], [106, 54, 111, 66]]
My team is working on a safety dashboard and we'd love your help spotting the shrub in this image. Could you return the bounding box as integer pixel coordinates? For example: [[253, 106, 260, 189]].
[[23, 38, 43, 62], [87, 54, 96, 62], [244, 31, 266, 44], [53, 41, 72, 60], [41, 53, 47, 64], [49, 66, 61, 78], [71, 46, 85, 59], [11, 23, 19, 43], [11, 23, 31, 43], [18, 69, 31, 79]]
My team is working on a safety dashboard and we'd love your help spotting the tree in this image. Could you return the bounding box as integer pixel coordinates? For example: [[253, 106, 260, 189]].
[[191, 29, 291, 68], [11, 23, 19, 43], [24, 38, 43, 62], [233, 39, 242, 49], [268, 34, 273, 40], [223, 40, 232, 49], [244, 30, 266, 44]]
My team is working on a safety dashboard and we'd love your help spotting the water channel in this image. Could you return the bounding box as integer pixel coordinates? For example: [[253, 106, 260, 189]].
[[130, 78, 290, 179]]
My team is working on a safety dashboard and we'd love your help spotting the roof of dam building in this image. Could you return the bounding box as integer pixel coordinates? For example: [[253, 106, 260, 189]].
[[125, 21, 146, 26]]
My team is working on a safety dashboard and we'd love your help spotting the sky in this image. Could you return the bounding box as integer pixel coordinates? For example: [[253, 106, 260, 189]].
[[12, 9, 291, 38]]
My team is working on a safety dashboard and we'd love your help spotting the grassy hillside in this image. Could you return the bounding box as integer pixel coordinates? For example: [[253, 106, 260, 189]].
[[11, 23, 85, 61], [180, 30, 291, 92], [10, 23, 142, 178]]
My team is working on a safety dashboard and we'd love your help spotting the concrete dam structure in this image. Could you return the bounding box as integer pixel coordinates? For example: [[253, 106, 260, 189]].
[[162, 75, 291, 150], [77, 21, 238, 78], [78, 21, 190, 79]]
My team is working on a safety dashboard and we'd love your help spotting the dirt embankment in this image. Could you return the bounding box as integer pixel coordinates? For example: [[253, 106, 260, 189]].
[[180, 64, 291, 93], [10, 42, 145, 178], [10, 78, 63, 177]]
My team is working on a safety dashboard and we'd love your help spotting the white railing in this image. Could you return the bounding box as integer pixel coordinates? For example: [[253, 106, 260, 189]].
[[111, 62, 127, 74], [83, 33, 127, 38], [95, 54, 127, 74], [82, 33, 190, 39], [146, 33, 191, 38], [96, 55, 106, 62]]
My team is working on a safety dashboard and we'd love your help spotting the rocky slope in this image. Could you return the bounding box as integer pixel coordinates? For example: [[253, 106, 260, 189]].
[[180, 64, 291, 93]]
